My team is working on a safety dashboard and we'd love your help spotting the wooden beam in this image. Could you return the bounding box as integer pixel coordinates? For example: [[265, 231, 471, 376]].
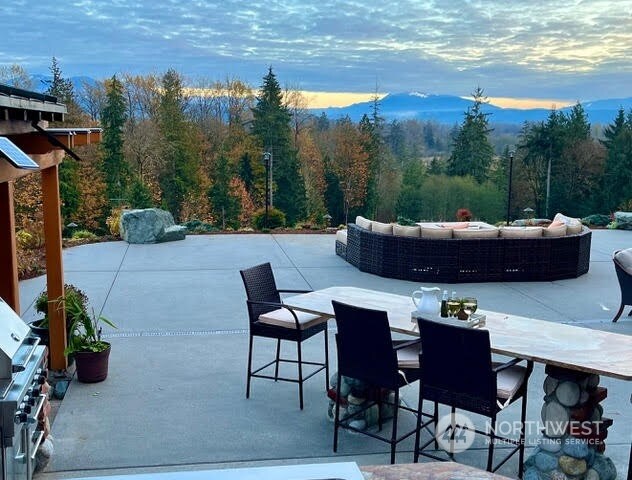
[[41, 165, 67, 371], [0, 149, 63, 183], [0, 181, 20, 312]]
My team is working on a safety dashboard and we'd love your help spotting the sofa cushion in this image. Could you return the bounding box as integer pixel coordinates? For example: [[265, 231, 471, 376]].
[[453, 227, 499, 239], [500, 226, 543, 238], [355, 216, 372, 230], [336, 229, 348, 245], [421, 226, 453, 239], [614, 248, 632, 275], [553, 213, 583, 234], [372, 221, 393, 235], [393, 225, 421, 237], [441, 222, 469, 229], [543, 224, 567, 237]]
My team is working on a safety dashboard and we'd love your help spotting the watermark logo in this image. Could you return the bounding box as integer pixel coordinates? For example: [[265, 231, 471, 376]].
[[435, 412, 476, 453]]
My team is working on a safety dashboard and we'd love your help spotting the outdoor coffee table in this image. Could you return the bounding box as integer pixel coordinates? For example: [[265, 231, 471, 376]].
[[262, 286, 632, 478]]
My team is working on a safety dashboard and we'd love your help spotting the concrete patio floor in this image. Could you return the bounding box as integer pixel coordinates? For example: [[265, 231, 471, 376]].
[[18, 231, 631, 479]]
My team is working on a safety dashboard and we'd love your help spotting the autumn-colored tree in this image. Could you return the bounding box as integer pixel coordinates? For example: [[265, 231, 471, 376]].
[[331, 118, 370, 224], [296, 129, 326, 220], [74, 160, 108, 231]]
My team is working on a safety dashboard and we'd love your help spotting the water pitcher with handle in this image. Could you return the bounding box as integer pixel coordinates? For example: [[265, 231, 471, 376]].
[[411, 286, 441, 315]]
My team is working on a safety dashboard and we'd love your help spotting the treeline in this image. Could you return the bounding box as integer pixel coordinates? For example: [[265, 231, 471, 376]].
[[4, 61, 632, 235]]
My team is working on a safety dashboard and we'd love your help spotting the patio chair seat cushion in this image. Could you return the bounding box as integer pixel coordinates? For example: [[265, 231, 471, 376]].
[[356, 216, 373, 230], [372, 221, 393, 235], [396, 343, 421, 369], [421, 226, 453, 239], [554, 213, 583, 234], [336, 229, 348, 245], [258, 308, 326, 330], [614, 248, 632, 275], [453, 227, 499, 239], [500, 226, 543, 238], [393, 224, 421, 237], [494, 362, 528, 400], [543, 224, 567, 237]]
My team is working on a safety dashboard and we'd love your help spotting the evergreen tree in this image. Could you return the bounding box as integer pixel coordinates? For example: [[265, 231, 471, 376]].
[[157, 69, 199, 220], [446, 87, 494, 182], [209, 154, 241, 229], [251, 67, 306, 225], [101, 75, 129, 203], [44, 57, 74, 103], [396, 160, 427, 219], [359, 114, 380, 218], [127, 176, 153, 209], [598, 108, 632, 211]]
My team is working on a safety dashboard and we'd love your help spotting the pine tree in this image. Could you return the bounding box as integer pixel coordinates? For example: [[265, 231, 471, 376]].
[[101, 75, 129, 203], [251, 67, 306, 225], [157, 69, 199, 221], [447, 87, 494, 182], [598, 108, 632, 211]]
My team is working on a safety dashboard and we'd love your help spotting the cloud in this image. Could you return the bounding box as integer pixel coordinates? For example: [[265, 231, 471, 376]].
[[2, 0, 631, 100]]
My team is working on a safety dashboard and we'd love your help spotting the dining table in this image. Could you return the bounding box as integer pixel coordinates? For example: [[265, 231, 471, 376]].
[[259, 286, 632, 479]]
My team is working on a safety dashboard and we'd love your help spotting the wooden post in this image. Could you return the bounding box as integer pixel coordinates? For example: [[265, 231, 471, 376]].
[[0, 181, 20, 312], [41, 165, 67, 370]]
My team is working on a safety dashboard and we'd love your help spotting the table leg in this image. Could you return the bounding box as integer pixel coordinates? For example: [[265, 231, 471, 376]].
[[524, 365, 617, 480]]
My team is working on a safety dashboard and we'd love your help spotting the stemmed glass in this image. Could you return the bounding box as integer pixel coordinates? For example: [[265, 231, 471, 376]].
[[447, 298, 461, 317], [462, 297, 478, 317]]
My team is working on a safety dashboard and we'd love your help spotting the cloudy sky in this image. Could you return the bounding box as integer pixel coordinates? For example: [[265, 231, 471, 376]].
[[2, 0, 631, 106]]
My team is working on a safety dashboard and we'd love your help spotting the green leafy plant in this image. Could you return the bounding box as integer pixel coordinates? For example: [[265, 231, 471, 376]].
[[62, 293, 116, 355], [71, 229, 98, 240], [35, 284, 89, 329], [396, 216, 417, 226], [252, 207, 286, 230]]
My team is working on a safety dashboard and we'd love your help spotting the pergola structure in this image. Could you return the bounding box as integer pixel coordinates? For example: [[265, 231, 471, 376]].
[[0, 84, 102, 370]]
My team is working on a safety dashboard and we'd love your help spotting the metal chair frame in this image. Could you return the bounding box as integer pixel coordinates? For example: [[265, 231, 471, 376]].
[[240, 263, 329, 410], [414, 319, 533, 478], [612, 249, 632, 322]]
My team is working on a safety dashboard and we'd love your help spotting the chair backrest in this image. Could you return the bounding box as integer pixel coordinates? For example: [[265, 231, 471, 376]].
[[417, 318, 496, 415], [332, 300, 400, 389], [613, 250, 632, 303], [240, 263, 281, 325]]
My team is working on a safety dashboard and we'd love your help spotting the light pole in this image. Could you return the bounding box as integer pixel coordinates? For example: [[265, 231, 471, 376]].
[[263, 152, 272, 228], [506, 150, 515, 225]]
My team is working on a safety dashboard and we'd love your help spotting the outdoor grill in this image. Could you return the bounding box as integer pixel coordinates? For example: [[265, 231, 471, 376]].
[[0, 298, 47, 480]]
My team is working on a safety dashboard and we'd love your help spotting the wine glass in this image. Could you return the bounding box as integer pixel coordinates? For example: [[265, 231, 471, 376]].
[[447, 299, 461, 317], [462, 297, 478, 317]]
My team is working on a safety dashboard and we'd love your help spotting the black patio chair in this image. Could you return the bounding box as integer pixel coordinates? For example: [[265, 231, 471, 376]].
[[331, 300, 431, 464], [414, 318, 533, 478], [240, 262, 329, 410], [612, 248, 632, 322]]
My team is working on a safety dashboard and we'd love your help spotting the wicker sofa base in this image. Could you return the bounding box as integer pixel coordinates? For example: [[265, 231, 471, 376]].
[[339, 223, 591, 283], [335, 240, 347, 259]]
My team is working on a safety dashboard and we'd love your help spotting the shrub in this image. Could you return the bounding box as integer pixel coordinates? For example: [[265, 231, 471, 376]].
[[16, 229, 41, 249], [183, 219, 217, 233], [252, 207, 286, 230], [35, 284, 89, 328], [396, 216, 417, 226], [581, 214, 610, 227], [71, 230, 98, 240], [106, 207, 126, 236]]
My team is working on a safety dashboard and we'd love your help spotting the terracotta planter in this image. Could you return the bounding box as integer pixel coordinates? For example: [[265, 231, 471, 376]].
[[75, 343, 111, 383]]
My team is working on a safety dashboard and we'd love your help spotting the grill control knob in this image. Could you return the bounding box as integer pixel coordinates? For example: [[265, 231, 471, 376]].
[[14, 410, 28, 424], [37, 368, 48, 382], [37, 375, 46, 385], [31, 387, 41, 398], [23, 404, 32, 414]]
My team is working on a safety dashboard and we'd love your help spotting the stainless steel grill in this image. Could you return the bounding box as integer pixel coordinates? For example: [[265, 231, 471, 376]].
[[0, 298, 47, 480]]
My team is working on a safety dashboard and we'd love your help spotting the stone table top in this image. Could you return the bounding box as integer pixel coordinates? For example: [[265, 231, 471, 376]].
[[360, 461, 513, 479], [281, 287, 632, 381]]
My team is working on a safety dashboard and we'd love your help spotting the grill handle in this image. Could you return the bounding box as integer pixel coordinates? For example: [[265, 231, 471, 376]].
[[12, 336, 41, 373], [30, 430, 45, 460]]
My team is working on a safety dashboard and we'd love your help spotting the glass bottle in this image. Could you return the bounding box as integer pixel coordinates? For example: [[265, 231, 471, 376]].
[[440, 290, 449, 318]]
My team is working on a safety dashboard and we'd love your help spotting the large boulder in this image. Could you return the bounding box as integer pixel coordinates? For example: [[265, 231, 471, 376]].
[[614, 211, 632, 230], [120, 208, 187, 244]]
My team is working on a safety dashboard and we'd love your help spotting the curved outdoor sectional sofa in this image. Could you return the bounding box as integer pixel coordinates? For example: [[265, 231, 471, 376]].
[[335, 216, 591, 283]]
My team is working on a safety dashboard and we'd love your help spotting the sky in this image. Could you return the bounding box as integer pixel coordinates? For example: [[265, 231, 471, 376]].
[[2, 0, 631, 108]]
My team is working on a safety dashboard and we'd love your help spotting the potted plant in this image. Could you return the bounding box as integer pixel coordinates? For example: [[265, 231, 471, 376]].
[[62, 293, 116, 383], [30, 284, 89, 361]]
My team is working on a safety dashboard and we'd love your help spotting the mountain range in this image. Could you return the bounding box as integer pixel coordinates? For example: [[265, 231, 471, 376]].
[[310, 92, 632, 125], [27, 75, 632, 126]]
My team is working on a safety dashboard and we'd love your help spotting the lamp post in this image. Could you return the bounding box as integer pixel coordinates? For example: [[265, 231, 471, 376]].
[[506, 150, 515, 226], [263, 152, 272, 228]]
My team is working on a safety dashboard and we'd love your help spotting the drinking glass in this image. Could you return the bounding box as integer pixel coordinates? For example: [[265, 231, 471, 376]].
[[462, 297, 478, 316], [447, 299, 461, 317]]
